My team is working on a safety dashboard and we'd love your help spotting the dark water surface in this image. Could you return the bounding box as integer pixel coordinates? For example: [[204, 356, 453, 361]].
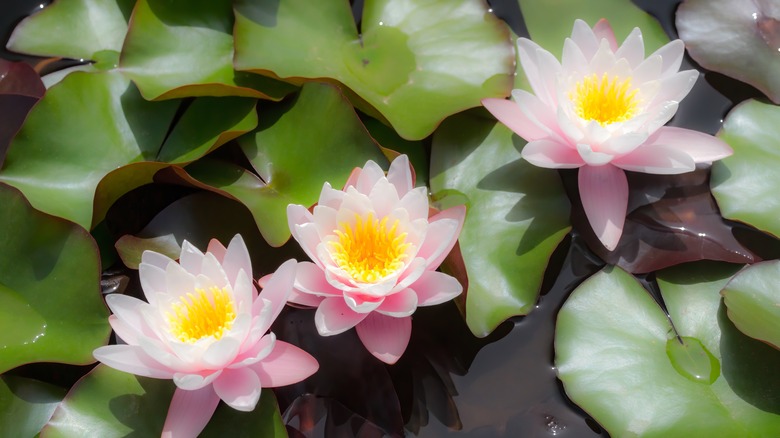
[[0, 0, 747, 436]]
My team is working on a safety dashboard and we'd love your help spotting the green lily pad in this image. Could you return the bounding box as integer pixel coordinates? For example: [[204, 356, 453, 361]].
[[42, 364, 285, 437], [556, 262, 780, 436], [6, 0, 133, 62], [722, 261, 780, 350], [711, 99, 780, 238], [233, 0, 514, 140], [430, 113, 570, 337], [0, 183, 109, 373], [189, 82, 386, 247], [518, 0, 669, 59], [0, 375, 66, 437], [0, 71, 257, 229], [120, 0, 294, 100], [677, 0, 780, 104]]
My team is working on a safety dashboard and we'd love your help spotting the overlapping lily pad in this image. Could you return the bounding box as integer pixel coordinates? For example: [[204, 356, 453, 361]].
[[711, 99, 780, 238], [0, 70, 257, 229], [0, 59, 45, 166], [677, 0, 780, 104], [722, 261, 780, 350], [42, 365, 285, 437], [6, 0, 133, 67], [233, 0, 514, 140], [430, 113, 570, 337], [120, 0, 294, 100], [187, 82, 387, 246], [556, 263, 780, 436], [0, 183, 109, 373], [0, 375, 66, 437]]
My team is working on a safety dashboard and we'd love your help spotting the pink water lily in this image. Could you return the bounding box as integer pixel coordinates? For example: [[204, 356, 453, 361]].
[[482, 19, 733, 250], [93, 235, 318, 438], [286, 155, 465, 364]]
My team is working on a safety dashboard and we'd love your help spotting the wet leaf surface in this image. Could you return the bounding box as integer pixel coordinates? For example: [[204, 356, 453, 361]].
[[0, 183, 109, 373]]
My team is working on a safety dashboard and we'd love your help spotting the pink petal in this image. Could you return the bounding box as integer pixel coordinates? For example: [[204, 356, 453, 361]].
[[368, 178, 401, 218], [562, 38, 589, 73], [222, 234, 253, 288], [198, 253, 229, 289], [570, 19, 600, 59], [417, 205, 466, 270], [578, 165, 628, 251], [231, 332, 276, 368], [592, 19, 618, 52], [141, 250, 173, 271], [343, 166, 362, 190], [173, 370, 222, 391], [522, 139, 584, 168], [411, 271, 463, 307], [356, 160, 386, 195], [612, 143, 697, 174], [108, 315, 141, 344], [386, 154, 413, 196], [206, 239, 227, 263], [577, 143, 615, 166], [93, 345, 175, 379], [482, 98, 549, 141], [165, 261, 196, 299], [293, 261, 344, 297], [653, 70, 699, 106], [343, 291, 385, 313], [254, 259, 297, 333], [355, 313, 412, 365], [641, 126, 733, 163], [397, 187, 430, 222], [649, 39, 685, 78], [314, 297, 368, 335], [516, 38, 559, 107], [213, 367, 261, 412], [513, 89, 568, 142], [317, 182, 345, 209], [201, 336, 242, 369], [178, 240, 205, 276], [161, 386, 220, 438], [376, 288, 418, 317], [252, 340, 319, 387], [139, 260, 167, 306], [289, 288, 326, 307]]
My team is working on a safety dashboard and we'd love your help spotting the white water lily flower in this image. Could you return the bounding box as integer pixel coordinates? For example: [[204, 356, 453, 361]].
[[483, 19, 732, 250], [93, 235, 318, 437]]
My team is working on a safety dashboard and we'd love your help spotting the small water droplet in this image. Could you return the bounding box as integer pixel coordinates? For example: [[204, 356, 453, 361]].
[[545, 415, 566, 435], [666, 336, 720, 384], [378, 21, 383, 26]]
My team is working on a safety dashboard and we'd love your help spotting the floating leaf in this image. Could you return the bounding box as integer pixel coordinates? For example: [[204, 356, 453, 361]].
[[233, 0, 514, 140], [0, 70, 257, 229], [42, 364, 285, 437], [189, 82, 386, 246], [518, 0, 669, 59], [0, 375, 66, 437], [722, 261, 780, 350], [0, 183, 109, 373], [430, 113, 570, 337], [677, 0, 780, 104], [556, 263, 780, 436], [120, 0, 294, 100], [712, 99, 780, 238], [6, 0, 133, 61]]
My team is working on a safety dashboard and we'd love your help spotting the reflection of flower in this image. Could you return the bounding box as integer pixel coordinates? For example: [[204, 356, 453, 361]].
[[286, 155, 465, 364], [93, 235, 318, 437], [482, 19, 733, 250]]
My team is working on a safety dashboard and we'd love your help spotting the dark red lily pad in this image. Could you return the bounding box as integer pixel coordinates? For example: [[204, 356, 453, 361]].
[[0, 59, 45, 166]]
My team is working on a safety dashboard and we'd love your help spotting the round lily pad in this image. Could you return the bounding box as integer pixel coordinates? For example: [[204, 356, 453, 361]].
[[722, 261, 780, 350]]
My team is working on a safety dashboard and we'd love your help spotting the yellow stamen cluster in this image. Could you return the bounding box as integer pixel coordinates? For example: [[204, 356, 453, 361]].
[[571, 73, 638, 125], [330, 212, 411, 283], [167, 287, 236, 343]]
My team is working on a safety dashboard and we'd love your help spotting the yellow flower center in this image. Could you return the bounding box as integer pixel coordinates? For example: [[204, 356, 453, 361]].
[[167, 287, 236, 343], [571, 73, 638, 125], [330, 212, 411, 283]]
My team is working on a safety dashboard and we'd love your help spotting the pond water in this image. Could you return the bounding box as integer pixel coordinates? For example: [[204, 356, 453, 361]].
[[0, 0, 762, 436]]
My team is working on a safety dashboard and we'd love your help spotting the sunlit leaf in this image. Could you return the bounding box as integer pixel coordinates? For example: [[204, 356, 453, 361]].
[[233, 0, 514, 140], [188, 82, 386, 246], [120, 0, 295, 100], [712, 99, 780, 238], [6, 0, 133, 62], [0, 183, 109, 373], [556, 262, 780, 436], [0, 375, 66, 437], [677, 0, 780, 104], [42, 364, 285, 437], [722, 261, 780, 350], [430, 112, 570, 337]]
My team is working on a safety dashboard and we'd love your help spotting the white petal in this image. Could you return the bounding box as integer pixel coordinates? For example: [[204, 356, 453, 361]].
[[577, 143, 615, 166], [222, 234, 253, 288], [615, 27, 645, 67], [355, 160, 386, 195], [386, 154, 413, 196], [178, 240, 205, 276]]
